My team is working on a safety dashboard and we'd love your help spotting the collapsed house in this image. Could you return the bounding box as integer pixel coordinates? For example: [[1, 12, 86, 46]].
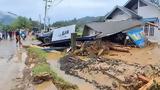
[[83, 19, 146, 48], [81, 0, 160, 48], [37, 0, 160, 48], [105, 0, 160, 43]]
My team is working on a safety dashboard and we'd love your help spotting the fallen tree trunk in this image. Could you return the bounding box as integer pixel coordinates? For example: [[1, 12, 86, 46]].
[[109, 46, 130, 53]]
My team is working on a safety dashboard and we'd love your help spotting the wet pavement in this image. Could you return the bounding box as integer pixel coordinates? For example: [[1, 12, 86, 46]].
[[0, 40, 17, 60], [0, 40, 24, 90]]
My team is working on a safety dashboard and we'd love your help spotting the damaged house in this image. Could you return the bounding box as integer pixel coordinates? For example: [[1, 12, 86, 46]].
[[83, 0, 160, 47], [83, 20, 145, 47], [105, 0, 160, 42]]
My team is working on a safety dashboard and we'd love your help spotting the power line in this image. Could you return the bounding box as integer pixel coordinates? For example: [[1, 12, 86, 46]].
[[43, 0, 64, 31], [53, 0, 64, 8]]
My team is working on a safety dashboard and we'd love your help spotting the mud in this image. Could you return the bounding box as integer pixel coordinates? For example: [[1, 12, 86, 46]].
[[60, 56, 160, 90], [105, 43, 160, 65], [47, 51, 64, 60], [48, 59, 97, 90], [34, 81, 57, 90]]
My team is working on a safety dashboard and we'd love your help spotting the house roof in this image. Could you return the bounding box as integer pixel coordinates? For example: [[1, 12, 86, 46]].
[[124, 0, 160, 10], [124, 0, 138, 9], [105, 6, 141, 20], [141, 0, 160, 10], [85, 19, 143, 38]]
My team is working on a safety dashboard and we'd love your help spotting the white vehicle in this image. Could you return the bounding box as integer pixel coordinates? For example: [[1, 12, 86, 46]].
[[37, 25, 76, 44], [51, 25, 76, 42]]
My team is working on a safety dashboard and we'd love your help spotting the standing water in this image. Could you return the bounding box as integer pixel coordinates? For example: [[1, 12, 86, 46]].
[[47, 52, 97, 90]]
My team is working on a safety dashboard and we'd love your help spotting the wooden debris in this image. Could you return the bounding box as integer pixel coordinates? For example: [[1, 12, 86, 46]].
[[98, 49, 104, 56], [138, 75, 150, 83], [109, 46, 130, 53], [72, 40, 130, 56], [139, 79, 153, 90]]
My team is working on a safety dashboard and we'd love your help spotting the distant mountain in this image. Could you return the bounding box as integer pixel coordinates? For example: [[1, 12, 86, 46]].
[[52, 16, 105, 28], [0, 11, 17, 25]]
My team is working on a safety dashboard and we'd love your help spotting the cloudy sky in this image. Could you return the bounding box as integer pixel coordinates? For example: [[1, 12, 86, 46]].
[[0, 0, 128, 22]]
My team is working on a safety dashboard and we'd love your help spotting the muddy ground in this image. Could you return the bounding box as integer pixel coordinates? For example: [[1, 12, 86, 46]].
[[105, 43, 160, 65], [59, 56, 160, 90], [58, 43, 160, 90]]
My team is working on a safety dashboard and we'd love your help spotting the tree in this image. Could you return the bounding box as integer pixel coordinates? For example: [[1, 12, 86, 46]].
[[0, 23, 12, 32], [0, 22, 4, 30], [11, 16, 32, 31]]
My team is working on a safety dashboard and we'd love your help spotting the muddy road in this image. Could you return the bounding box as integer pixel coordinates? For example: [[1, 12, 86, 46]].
[[0, 40, 25, 90]]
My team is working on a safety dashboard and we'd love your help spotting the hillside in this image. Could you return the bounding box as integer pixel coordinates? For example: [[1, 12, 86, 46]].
[[52, 16, 105, 28], [0, 11, 17, 25]]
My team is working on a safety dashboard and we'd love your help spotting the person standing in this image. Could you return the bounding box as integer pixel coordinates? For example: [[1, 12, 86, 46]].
[[16, 30, 22, 47], [9, 31, 12, 40]]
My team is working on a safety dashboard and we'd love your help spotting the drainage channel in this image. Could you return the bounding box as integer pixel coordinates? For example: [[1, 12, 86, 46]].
[[48, 59, 98, 90]]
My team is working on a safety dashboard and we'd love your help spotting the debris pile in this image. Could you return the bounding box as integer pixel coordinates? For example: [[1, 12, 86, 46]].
[[73, 41, 130, 56], [60, 56, 160, 90]]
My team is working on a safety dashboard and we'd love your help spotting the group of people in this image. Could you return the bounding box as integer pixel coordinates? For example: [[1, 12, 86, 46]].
[[0, 31, 14, 40], [0, 30, 27, 47]]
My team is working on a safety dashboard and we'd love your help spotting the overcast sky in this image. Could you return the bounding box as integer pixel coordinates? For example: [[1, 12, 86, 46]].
[[0, 0, 128, 23]]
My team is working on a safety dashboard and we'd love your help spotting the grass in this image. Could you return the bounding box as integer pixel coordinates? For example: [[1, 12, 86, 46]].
[[28, 47, 79, 90], [32, 62, 78, 90], [27, 47, 47, 63], [32, 63, 51, 76]]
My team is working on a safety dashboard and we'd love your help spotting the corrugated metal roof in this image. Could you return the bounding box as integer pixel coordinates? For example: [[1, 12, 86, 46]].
[[85, 20, 143, 38]]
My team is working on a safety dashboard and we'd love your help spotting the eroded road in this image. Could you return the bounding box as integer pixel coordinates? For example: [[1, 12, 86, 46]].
[[0, 40, 24, 90]]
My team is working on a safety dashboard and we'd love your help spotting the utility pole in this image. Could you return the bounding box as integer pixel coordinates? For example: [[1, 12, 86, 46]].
[[43, 0, 52, 32], [39, 14, 42, 31]]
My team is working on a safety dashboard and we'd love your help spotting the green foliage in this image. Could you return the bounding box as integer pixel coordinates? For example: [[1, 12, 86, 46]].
[[52, 16, 104, 28], [0, 22, 4, 30], [27, 47, 47, 63], [0, 22, 13, 31], [32, 63, 51, 76], [11, 16, 32, 30], [28, 47, 78, 90], [31, 20, 40, 28]]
